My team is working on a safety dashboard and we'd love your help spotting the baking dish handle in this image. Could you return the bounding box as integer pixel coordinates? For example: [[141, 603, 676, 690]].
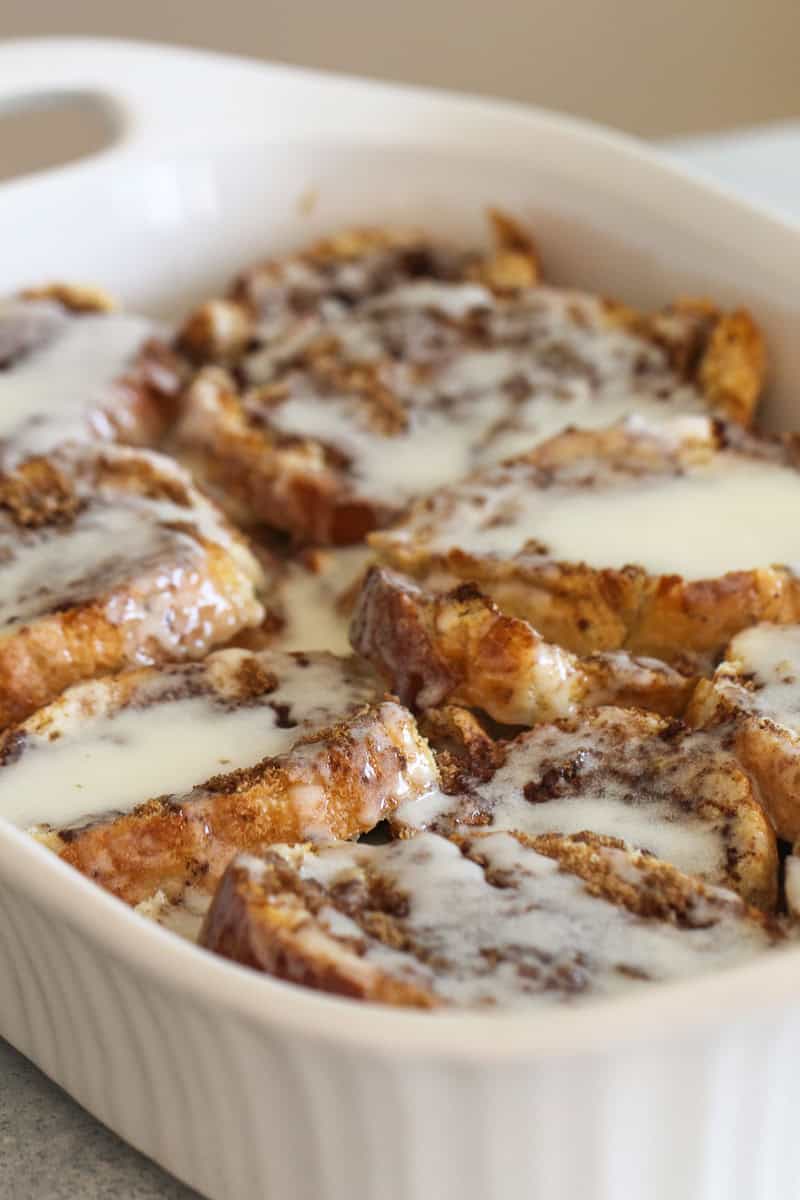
[[0, 33, 581, 169], [0, 36, 301, 167]]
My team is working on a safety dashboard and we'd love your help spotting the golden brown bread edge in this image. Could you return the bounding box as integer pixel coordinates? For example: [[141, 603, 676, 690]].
[[171, 218, 541, 544], [172, 221, 764, 546], [178, 220, 763, 429], [201, 845, 440, 1008], [0, 545, 257, 731], [0, 450, 263, 730], [177, 213, 541, 365], [370, 422, 800, 673], [199, 830, 782, 1009], [44, 700, 437, 907], [388, 703, 780, 912], [351, 565, 696, 723], [686, 647, 800, 844]]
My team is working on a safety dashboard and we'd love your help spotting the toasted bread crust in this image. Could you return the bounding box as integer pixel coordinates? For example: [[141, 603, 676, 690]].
[[686, 624, 800, 842], [615, 298, 765, 426], [391, 705, 779, 910], [0, 444, 263, 729], [414, 704, 503, 791], [174, 222, 534, 542], [51, 699, 437, 906], [0, 536, 258, 730], [200, 831, 781, 1008], [173, 223, 763, 544], [175, 368, 389, 543], [695, 309, 765, 426], [351, 566, 695, 722], [515, 831, 776, 927], [371, 420, 800, 671], [692, 679, 800, 843], [201, 849, 438, 1007], [178, 225, 505, 364], [19, 282, 116, 313]]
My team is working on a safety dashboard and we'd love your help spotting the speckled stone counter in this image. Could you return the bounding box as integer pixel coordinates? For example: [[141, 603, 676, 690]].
[[0, 1038, 197, 1199]]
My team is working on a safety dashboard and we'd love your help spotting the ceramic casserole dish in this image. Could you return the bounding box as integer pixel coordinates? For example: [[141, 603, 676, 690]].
[[2, 36, 800, 1200]]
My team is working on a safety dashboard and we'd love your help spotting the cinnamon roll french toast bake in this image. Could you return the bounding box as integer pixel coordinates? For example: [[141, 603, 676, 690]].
[[4, 215, 800, 1011]]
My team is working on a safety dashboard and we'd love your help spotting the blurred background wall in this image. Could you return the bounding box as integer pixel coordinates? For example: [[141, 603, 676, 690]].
[[1, 0, 799, 137]]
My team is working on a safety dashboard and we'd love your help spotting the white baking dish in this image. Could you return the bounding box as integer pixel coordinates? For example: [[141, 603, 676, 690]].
[[2, 37, 800, 1200]]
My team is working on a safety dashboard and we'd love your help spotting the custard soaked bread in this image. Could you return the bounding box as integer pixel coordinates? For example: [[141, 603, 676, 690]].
[[351, 566, 695, 723], [687, 623, 800, 842], [200, 831, 784, 1009], [2, 649, 437, 911], [0, 442, 264, 729], [177, 218, 540, 366], [371, 417, 800, 672], [173, 221, 763, 543], [389, 705, 778, 910], [0, 286, 184, 462]]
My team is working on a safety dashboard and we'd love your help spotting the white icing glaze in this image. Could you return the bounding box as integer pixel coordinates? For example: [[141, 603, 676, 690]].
[[405, 447, 800, 580], [246, 285, 703, 506], [0, 445, 258, 640], [475, 740, 722, 880], [363, 280, 493, 318], [277, 697, 438, 836], [722, 623, 800, 734], [393, 711, 749, 888], [393, 787, 459, 831], [290, 832, 775, 1008], [785, 854, 800, 920], [271, 545, 373, 655], [0, 504, 188, 635], [1, 650, 375, 830], [0, 300, 158, 461]]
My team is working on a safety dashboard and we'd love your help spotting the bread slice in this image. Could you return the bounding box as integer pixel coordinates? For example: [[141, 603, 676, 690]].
[[391, 705, 778, 910], [176, 217, 540, 366], [0, 442, 264, 729], [173, 221, 762, 544], [0, 286, 184, 461], [687, 623, 800, 842], [371, 417, 800, 671], [199, 830, 783, 1009], [134, 885, 214, 943], [9, 648, 438, 908], [351, 565, 695, 722]]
